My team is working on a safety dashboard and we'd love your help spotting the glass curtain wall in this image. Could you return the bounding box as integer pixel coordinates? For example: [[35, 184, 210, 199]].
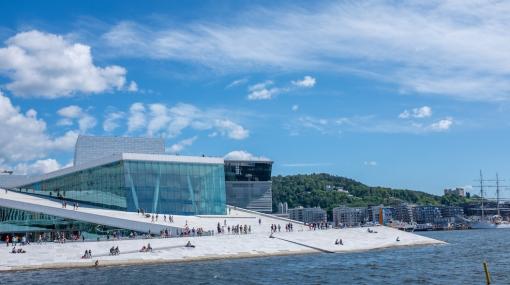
[[124, 161, 226, 215], [17, 160, 226, 215], [224, 161, 272, 182], [0, 206, 134, 241], [18, 161, 126, 210]]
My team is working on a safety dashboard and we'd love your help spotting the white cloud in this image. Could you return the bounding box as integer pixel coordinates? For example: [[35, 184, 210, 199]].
[[428, 117, 454, 132], [364, 161, 378, 167], [292, 76, 316, 88], [247, 81, 281, 100], [293, 114, 454, 135], [226, 78, 248, 88], [126, 102, 249, 140], [399, 106, 432, 119], [292, 105, 299, 111], [57, 105, 96, 132], [0, 30, 130, 98], [224, 150, 270, 161], [0, 91, 78, 163], [103, 111, 124, 132], [14, 159, 61, 175], [102, 2, 510, 101], [167, 136, 197, 154], [127, 81, 138, 92], [214, 119, 249, 140], [127, 102, 146, 132]]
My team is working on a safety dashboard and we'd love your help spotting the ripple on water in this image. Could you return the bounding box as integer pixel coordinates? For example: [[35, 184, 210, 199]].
[[1, 229, 509, 285]]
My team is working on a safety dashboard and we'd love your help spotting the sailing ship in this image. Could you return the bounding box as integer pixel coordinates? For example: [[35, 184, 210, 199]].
[[471, 171, 510, 229]]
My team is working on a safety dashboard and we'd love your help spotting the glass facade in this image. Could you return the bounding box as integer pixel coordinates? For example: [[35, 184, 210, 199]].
[[224, 160, 273, 213], [224, 160, 272, 182], [0, 206, 135, 240], [17, 160, 226, 216]]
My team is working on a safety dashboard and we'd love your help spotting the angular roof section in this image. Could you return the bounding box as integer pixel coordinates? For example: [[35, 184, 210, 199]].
[[14, 153, 224, 188]]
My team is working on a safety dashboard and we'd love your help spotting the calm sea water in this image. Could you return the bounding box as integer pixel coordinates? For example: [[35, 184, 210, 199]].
[[2, 229, 509, 284]]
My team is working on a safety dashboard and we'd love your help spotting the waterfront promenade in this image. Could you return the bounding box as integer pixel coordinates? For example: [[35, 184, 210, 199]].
[[0, 190, 444, 271]]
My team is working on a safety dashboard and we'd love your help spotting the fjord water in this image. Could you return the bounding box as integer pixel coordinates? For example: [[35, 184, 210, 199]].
[[3, 229, 509, 284]]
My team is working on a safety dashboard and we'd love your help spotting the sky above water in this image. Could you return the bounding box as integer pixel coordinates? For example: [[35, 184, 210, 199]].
[[1, 0, 510, 196]]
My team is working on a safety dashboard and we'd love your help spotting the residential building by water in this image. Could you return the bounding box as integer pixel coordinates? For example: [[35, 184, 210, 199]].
[[369, 205, 394, 225], [412, 206, 442, 224], [288, 206, 327, 224], [393, 203, 414, 223], [332, 206, 368, 227]]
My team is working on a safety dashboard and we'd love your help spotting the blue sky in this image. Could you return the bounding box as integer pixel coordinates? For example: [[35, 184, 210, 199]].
[[1, 0, 510, 196]]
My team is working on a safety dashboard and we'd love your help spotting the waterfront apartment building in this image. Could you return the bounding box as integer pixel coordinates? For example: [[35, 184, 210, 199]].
[[224, 159, 273, 213], [412, 206, 442, 224], [440, 206, 464, 218], [369, 205, 394, 225], [288, 206, 327, 224], [332, 206, 368, 227], [393, 203, 414, 223]]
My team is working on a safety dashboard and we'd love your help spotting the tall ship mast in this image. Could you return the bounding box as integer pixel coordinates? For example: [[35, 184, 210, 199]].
[[471, 170, 510, 229]]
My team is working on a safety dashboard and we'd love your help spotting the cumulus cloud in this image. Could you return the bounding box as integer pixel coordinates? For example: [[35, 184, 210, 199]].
[[292, 76, 316, 88], [167, 136, 197, 154], [127, 102, 146, 132], [247, 81, 282, 100], [102, 2, 510, 101], [127, 81, 138, 92], [127, 102, 249, 140], [57, 105, 97, 132], [399, 106, 432, 119], [428, 117, 454, 132], [14, 159, 61, 175], [0, 91, 78, 163], [0, 30, 130, 98], [103, 111, 125, 132], [364, 161, 377, 167], [224, 150, 270, 161]]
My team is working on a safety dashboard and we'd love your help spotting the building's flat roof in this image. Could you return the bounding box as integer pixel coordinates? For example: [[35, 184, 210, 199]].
[[14, 153, 224, 187], [224, 159, 273, 164]]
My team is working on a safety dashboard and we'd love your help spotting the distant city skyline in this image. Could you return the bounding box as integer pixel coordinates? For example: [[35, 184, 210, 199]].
[[1, 1, 510, 195]]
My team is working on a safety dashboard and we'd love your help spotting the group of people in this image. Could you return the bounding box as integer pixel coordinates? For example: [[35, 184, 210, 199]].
[[10, 247, 26, 254], [61, 201, 79, 210], [4, 235, 30, 247], [270, 224, 281, 233], [335, 238, 344, 245], [81, 249, 93, 259], [109, 246, 120, 255], [307, 222, 329, 230], [137, 209, 175, 224], [139, 243, 153, 252], [179, 226, 205, 237], [217, 222, 251, 235]]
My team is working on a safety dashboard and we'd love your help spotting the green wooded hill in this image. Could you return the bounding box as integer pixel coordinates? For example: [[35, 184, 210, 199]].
[[272, 173, 468, 213]]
